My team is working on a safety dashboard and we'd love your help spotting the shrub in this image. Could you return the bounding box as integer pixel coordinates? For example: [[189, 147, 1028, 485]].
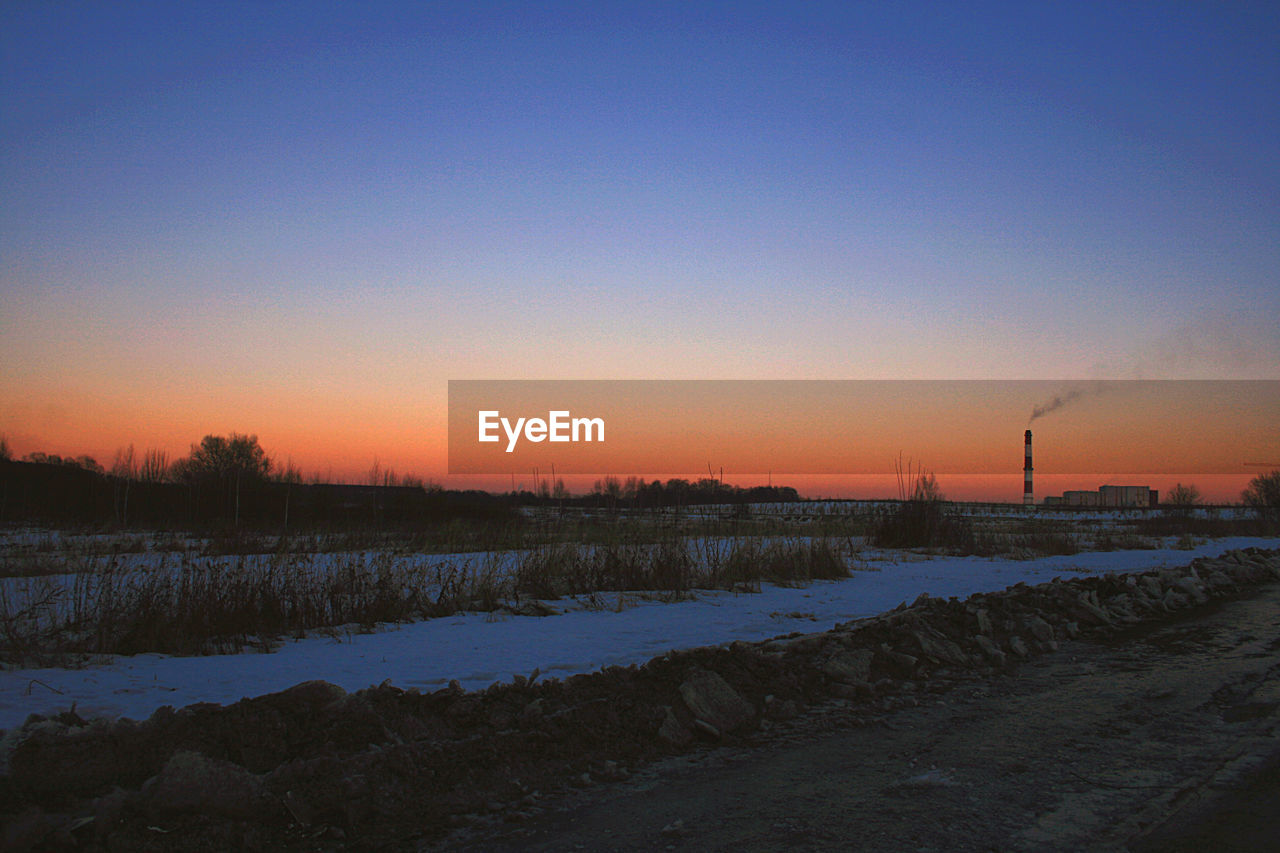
[[1164, 482, 1201, 510], [1243, 470, 1280, 526], [871, 500, 975, 551]]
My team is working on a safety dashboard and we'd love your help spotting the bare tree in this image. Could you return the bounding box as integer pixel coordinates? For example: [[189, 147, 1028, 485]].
[[1243, 470, 1280, 523], [140, 449, 169, 484], [112, 445, 137, 479], [623, 476, 642, 502], [112, 444, 138, 525], [1165, 482, 1201, 506], [603, 475, 622, 501], [273, 457, 303, 484]]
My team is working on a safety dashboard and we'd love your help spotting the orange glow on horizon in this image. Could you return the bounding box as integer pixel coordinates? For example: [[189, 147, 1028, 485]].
[[4, 380, 1274, 502]]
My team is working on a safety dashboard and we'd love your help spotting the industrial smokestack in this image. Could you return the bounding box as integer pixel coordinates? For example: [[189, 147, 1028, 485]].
[[1024, 429, 1034, 506]]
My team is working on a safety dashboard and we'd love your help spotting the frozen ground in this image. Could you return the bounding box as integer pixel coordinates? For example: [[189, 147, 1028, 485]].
[[2, 537, 1275, 733]]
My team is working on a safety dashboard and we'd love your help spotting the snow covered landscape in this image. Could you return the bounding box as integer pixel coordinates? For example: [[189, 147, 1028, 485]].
[[4, 535, 1275, 732]]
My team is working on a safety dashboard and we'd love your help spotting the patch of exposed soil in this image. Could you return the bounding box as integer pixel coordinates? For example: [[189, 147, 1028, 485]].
[[3, 548, 1279, 852]]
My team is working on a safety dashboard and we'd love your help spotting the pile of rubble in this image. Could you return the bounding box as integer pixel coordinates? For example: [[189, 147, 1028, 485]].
[[4, 547, 1278, 851]]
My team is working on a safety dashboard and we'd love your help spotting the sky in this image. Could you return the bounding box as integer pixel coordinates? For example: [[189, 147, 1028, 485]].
[[2, 2, 1278, 499]]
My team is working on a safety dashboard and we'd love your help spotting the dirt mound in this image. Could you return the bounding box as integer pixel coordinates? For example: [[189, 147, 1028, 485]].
[[3, 548, 1278, 851]]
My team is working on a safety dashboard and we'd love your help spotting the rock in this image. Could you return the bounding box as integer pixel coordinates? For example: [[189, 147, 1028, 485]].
[[975, 608, 994, 635], [280, 680, 348, 708], [141, 751, 272, 820], [1104, 595, 1142, 624], [1173, 576, 1208, 604], [822, 649, 874, 685], [829, 682, 864, 699], [1007, 636, 1030, 658], [693, 719, 722, 739], [972, 634, 1006, 666], [1204, 570, 1234, 592], [913, 631, 970, 666], [678, 668, 755, 735], [1025, 616, 1055, 644], [1163, 589, 1189, 610], [764, 695, 800, 720], [657, 706, 693, 747], [877, 645, 919, 675], [1074, 593, 1113, 625], [1224, 562, 1266, 584]]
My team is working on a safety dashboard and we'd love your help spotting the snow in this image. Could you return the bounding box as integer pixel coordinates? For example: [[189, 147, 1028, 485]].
[[1, 537, 1276, 733]]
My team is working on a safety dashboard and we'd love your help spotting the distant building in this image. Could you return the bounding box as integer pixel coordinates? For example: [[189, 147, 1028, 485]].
[[1099, 485, 1157, 507], [1042, 485, 1157, 508]]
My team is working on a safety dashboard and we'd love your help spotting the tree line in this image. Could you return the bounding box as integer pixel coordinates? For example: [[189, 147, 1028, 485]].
[[0, 433, 804, 527], [9, 431, 1269, 525], [0, 433, 513, 528]]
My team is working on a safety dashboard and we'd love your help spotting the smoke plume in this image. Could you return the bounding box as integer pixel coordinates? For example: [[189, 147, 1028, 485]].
[[1025, 316, 1270, 425], [1027, 388, 1086, 424]]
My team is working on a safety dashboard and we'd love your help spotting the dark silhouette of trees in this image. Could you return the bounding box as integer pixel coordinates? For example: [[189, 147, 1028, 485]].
[[174, 434, 270, 482], [1161, 482, 1201, 521], [139, 448, 170, 484], [111, 445, 138, 525], [0, 433, 486, 528], [21, 451, 103, 473], [1166, 482, 1201, 506], [173, 433, 272, 524], [1243, 470, 1280, 524]]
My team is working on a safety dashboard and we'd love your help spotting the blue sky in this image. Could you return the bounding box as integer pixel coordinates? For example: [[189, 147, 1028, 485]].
[[2, 1, 1277, 480]]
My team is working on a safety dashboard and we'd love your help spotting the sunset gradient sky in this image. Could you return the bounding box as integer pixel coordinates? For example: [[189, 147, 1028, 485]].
[[3, 2, 1277, 500]]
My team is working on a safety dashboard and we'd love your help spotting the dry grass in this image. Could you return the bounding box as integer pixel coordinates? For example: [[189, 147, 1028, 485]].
[[2, 501, 1255, 664], [0, 533, 861, 664]]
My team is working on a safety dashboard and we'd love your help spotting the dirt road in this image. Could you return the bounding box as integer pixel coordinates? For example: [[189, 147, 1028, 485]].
[[449, 583, 1280, 852]]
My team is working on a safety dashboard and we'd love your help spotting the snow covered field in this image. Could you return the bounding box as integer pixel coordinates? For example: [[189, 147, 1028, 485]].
[[3, 536, 1275, 733]]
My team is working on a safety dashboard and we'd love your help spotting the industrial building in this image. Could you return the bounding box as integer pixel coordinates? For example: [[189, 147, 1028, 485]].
[[1022, 430, 1157, 508], [1043, 485, 1158, 508]]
